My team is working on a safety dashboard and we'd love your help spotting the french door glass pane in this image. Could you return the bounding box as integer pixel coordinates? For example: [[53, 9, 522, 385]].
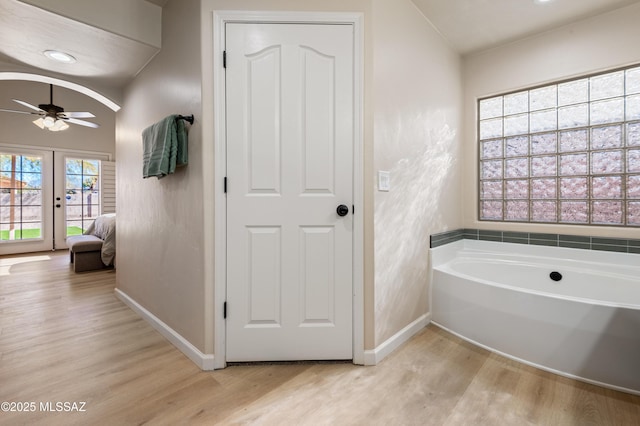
[[65, 158, 101, 236], [0, 153, 43, 241]]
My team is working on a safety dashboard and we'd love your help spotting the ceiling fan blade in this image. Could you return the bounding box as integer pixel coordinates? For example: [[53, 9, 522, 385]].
[[60, 111, 96, 119], [13, 99, 45, 113], [0, 108, 41, 115], [65, 117, 100, 128]]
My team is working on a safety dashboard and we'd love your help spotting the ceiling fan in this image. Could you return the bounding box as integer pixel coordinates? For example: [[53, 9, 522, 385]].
[[0, 84, 99, 131]]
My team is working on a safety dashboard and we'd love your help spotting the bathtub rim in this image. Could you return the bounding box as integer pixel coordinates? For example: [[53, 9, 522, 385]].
[[431, 239, 640, 269], [430, 239, 640, 310], [435, 260, 640, 310]]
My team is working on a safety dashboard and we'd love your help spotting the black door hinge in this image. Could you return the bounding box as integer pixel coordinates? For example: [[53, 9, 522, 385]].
[[223, 51, 227, 68], [223, 301, 227, 319], [224, 177, 227, 193]]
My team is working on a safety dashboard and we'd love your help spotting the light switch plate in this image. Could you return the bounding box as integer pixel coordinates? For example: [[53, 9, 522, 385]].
[[378, 171, 390, 191]]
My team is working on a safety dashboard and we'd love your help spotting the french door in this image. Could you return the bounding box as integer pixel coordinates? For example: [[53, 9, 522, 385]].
[[53, 153, 107, 250], [0, 147, 53, 254], [0, 146, 109, 255]]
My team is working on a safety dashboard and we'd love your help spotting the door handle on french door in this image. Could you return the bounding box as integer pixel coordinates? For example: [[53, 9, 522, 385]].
[[336, 204, 349, 217]]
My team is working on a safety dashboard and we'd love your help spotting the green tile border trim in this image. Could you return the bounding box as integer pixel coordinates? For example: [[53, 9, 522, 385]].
[[430, 229, 640, 254]]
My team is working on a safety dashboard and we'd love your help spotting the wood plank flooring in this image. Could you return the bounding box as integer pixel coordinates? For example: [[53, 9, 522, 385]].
[[1, 251, 639, 425]]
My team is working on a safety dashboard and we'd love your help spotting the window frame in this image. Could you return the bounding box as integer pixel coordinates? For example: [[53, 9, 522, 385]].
[[0, 151, 45, 242]]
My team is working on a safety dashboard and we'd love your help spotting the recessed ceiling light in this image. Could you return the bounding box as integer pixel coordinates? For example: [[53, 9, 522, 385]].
[[43, 50, 77, 64], [536, 0, 553, 3]]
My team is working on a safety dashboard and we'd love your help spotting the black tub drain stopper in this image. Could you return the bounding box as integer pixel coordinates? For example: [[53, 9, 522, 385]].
[[550, 271, 563, 281]]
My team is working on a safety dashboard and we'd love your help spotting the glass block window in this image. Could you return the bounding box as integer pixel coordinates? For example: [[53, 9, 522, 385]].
[[478, 64, 640, 226]]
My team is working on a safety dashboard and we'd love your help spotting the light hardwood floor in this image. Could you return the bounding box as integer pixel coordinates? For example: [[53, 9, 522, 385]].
[[1, 251, 639, 426]]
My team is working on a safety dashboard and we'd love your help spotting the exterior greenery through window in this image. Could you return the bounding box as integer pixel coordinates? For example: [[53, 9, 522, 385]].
[[478, 65, 640, 226], [1, 155, 101, 242], [65, 158, 100, 236], [0, 154, 43, 241]]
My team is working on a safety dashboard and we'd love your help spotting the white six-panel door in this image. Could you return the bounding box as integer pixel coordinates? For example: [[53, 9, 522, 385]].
[[225, 22, 354, 361]]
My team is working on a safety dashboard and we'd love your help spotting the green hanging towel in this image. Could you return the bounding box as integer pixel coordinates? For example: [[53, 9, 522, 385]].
[[142, 114, 189, 179]]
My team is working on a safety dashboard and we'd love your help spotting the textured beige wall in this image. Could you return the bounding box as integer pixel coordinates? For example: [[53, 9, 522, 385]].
[[115, 0, 205, 350], [462, 2, 640, 240], [0, 80, 115, 156], [118, 0, 462, 358], [201, 0, 462, 352], [372, 0, 462, 345]]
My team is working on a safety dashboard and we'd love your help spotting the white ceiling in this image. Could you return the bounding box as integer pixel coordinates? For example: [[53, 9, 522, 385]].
[[0, 0, 161, 88], [411, 0, 640, 55], [0, 0, 639, 90]]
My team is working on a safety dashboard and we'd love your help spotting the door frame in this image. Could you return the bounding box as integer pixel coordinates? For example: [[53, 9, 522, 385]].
[[212, 11, 364, 369]]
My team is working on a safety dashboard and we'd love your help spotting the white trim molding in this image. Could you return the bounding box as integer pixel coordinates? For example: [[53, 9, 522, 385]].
[[0, 72, 120, 111], [115, 289, 215, 370], [209, 10, 365, 369], [363, 314, 431, 366]]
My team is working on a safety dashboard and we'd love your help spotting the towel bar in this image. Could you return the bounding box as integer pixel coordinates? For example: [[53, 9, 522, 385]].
[[177, 114, 194, 125]]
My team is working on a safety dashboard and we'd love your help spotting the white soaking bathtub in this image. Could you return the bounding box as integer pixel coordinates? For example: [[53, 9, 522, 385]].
[[430, 239, 640, 395]]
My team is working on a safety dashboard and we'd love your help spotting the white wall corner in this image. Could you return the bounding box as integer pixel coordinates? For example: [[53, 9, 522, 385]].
[[363, 313, 431, 365], [115, 288, 215, 371]]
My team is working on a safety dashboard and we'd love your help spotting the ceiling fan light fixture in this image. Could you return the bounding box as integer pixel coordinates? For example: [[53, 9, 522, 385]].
[[42, 115, 56, 128], [33, 116, 70, 132], [50, 119, 70, 132], [6, 83, 94, 132], [43, 50, 77, 64], [33, 117, 45, 129]]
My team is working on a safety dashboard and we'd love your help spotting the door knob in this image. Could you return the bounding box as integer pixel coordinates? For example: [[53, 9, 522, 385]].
[[336, 204, 349, 217]]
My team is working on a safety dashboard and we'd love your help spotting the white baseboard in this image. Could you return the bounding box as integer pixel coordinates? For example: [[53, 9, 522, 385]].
[[363, 313, 430, 366], [115, 288, 215, 370]]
